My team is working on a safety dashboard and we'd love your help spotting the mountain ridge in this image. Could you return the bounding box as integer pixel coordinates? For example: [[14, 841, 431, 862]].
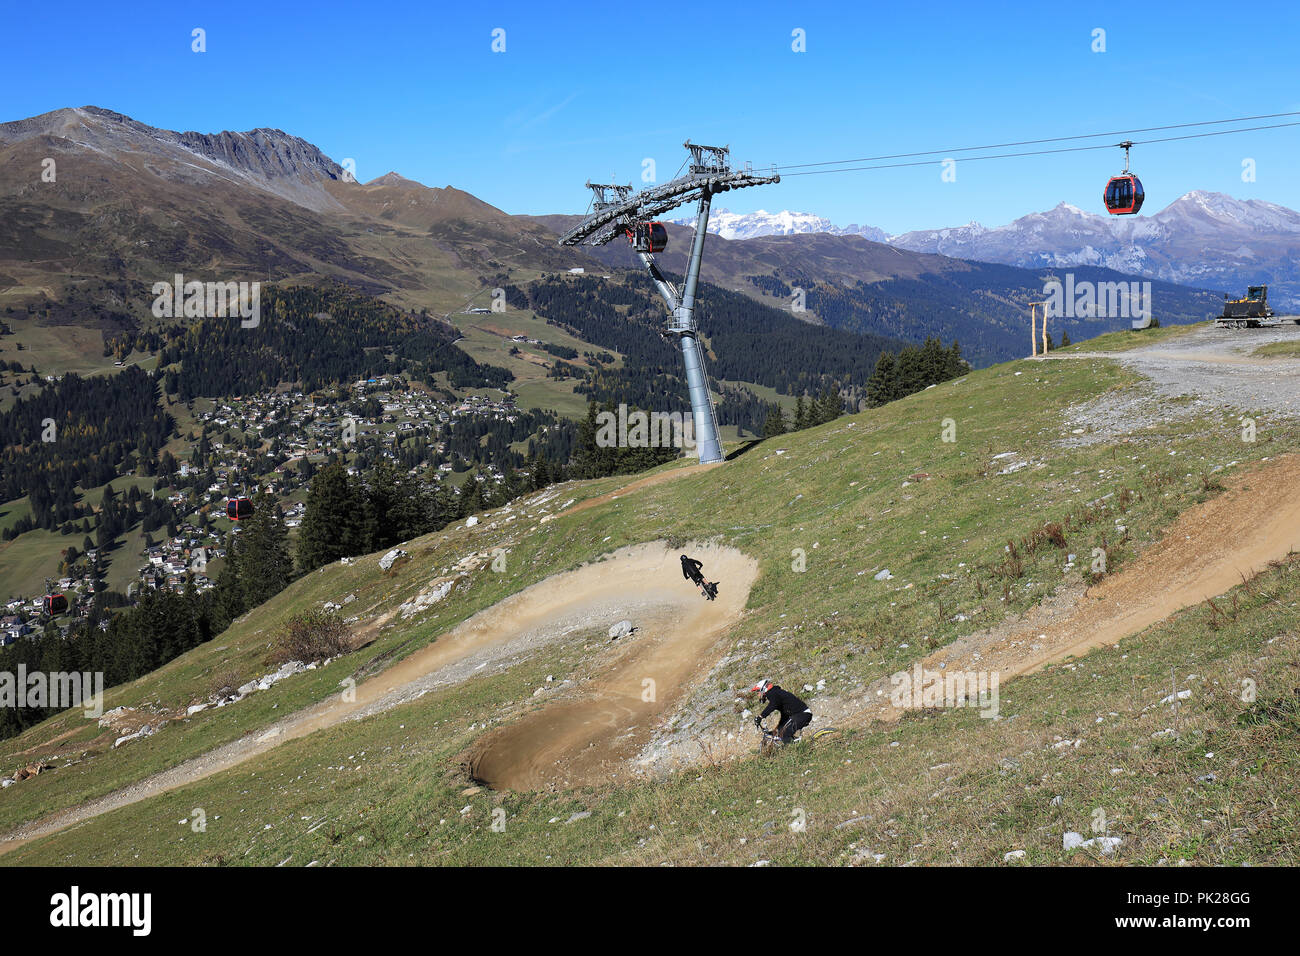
[[684, 191, 1300, 306]]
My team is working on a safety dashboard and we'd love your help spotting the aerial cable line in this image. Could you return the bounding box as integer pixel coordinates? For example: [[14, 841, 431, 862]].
[[778, 119, 1300, 177], [774, 110, 1300, 173]]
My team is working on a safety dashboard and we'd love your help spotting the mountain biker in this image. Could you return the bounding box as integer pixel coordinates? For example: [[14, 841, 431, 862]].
[[751, 679, 813, 744], [680, 554, 705, 586], [680, 553, 718, 598]]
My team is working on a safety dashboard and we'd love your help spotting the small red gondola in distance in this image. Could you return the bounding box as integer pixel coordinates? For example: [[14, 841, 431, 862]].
[[1103, 140, 1145, 216], [627, 221, 668, 253], [227, 497, 254, 521], [44, 593, 68, 615]]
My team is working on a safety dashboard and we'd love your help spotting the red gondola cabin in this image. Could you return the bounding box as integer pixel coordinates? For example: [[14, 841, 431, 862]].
[[1104, 140, 1144, 216], [44, 593, 68, 615], [227, 497, 254, 521], [628, 222, 668, 253], [1103, 174, 1145, 215]]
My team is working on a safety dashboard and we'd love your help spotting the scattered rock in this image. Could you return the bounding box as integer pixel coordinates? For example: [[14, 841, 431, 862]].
[[607, 619, 636, 641], [114, 725, 155, 748], [873, 569, 893, 581], [399, 578, 457, 619], [1004, 850, 1027, 862], [11, 762, 53, 782], [1064, 831, 1123, 855], [379, 548, 410, 572]]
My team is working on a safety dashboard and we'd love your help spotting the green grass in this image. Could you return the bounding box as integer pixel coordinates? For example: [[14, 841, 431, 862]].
[[0, 527, 67, 600], [5, 344, 1300, 865], [1251, 341, 1300, 359], [0, 474, 164, 600], [1056, 321, 1205, 354]]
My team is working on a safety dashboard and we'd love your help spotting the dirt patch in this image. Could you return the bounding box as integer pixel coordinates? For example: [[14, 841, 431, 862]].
[[466, 543, 757, 791], [1045, 324, 1300, 416], [821, 452, 1300, 726], [0, 541, 757, 852], [555, 463, 716, 519]]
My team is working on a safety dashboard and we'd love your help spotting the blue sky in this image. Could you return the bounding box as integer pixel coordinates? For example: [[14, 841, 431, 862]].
[[4, 0, 1299, 233]]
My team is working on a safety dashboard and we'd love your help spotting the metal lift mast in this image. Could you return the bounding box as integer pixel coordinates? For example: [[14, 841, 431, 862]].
[[559, 142, 779, 464]]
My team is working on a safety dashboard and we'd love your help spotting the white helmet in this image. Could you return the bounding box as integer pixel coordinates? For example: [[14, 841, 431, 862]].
[[750, 678, 773, 696]]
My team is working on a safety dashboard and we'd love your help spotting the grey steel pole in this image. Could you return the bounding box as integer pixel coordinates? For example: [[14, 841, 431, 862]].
[[675, 191, 723, 464]]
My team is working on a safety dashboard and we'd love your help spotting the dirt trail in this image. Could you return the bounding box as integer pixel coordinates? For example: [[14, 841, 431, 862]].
[[555, 462, 715, 519], [823, 453, 1300, 727], [468, 544, 756, 790], [1044, 350, 1283, 366], [0, 541, 756, 853]]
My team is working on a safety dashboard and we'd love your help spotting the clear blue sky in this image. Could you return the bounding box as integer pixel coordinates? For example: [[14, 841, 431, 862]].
[[4, 0, 1299, 233]]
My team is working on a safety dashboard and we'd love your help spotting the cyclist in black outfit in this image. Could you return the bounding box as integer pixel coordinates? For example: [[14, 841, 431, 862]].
[[751, 679, 813, 743], [680, 554, 717, 599]]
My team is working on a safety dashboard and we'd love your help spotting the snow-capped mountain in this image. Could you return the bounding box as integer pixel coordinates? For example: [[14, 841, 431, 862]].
[[668, 207, 889, 243], [890, 192, 1300, 306], [685, 193, 1300, 307]]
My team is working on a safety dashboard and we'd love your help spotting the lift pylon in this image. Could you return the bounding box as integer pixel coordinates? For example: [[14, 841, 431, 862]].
[[560, 142, 779, 464]]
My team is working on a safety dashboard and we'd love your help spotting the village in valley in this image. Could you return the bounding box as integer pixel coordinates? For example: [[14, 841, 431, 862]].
[[1, 374, 524, 643]]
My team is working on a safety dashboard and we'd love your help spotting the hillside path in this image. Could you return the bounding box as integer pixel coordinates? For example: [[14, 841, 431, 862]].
[[0, 541, 755, 854], [1038, 324, 1300, 415]]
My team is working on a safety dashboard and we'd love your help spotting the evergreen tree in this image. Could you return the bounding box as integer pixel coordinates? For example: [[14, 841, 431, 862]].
[[866, 352, 901, 407], [239, 493, 293, 608], [296, 461, 366, 573], [762, 403, 788, 437]]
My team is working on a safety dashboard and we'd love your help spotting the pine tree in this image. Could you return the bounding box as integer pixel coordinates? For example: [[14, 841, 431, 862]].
[[762, 403, 788, 437], [866, 352, 900, 408], [239, 493, 293, 608], [296, 461, 365, 573], [794, 395, 808, 430]]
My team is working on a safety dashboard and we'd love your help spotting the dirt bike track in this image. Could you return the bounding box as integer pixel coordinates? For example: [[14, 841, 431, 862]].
[[818, 451, 1300, 726], [0, 539, 757, 854]]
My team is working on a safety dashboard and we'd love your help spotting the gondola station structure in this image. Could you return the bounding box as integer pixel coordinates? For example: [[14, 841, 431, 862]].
[[559, 142, 779, 465]]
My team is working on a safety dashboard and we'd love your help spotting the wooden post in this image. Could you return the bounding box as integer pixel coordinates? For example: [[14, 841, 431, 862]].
[[1029, 302, 1047, 357]]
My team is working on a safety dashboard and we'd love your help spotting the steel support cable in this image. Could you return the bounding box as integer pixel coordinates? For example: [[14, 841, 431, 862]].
[[773, 110, 1300, 171], [777, 120, 1300, 177]]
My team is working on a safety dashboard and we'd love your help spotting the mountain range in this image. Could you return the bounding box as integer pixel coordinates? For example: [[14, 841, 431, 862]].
[[681, 193, 1300, 307], [0, 106, 1236, 374]]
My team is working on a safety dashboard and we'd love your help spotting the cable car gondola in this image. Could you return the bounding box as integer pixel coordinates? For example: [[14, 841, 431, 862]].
[[44, 593, 68, 616], [1103, 140, 1145, 216], [627, 221, 668, 253], [226, 497, 254, 521]]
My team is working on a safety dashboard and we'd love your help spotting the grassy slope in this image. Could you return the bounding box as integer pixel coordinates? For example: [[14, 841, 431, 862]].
[[4, 346, 1299, 865], [1055, 321, 1205, 354], [1251, 341, 1300, 359], [0, 474, 160, 600]]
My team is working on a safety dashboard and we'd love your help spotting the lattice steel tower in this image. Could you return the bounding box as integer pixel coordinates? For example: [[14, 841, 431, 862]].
[[559, 142, 779, 464]]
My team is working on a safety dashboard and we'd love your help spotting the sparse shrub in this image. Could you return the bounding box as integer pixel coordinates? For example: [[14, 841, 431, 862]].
[[271, 609, 354, 665], [1237, 688, 1300, 731], [209, 668, 243, 700], [1199, 471, 1225, 494]]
